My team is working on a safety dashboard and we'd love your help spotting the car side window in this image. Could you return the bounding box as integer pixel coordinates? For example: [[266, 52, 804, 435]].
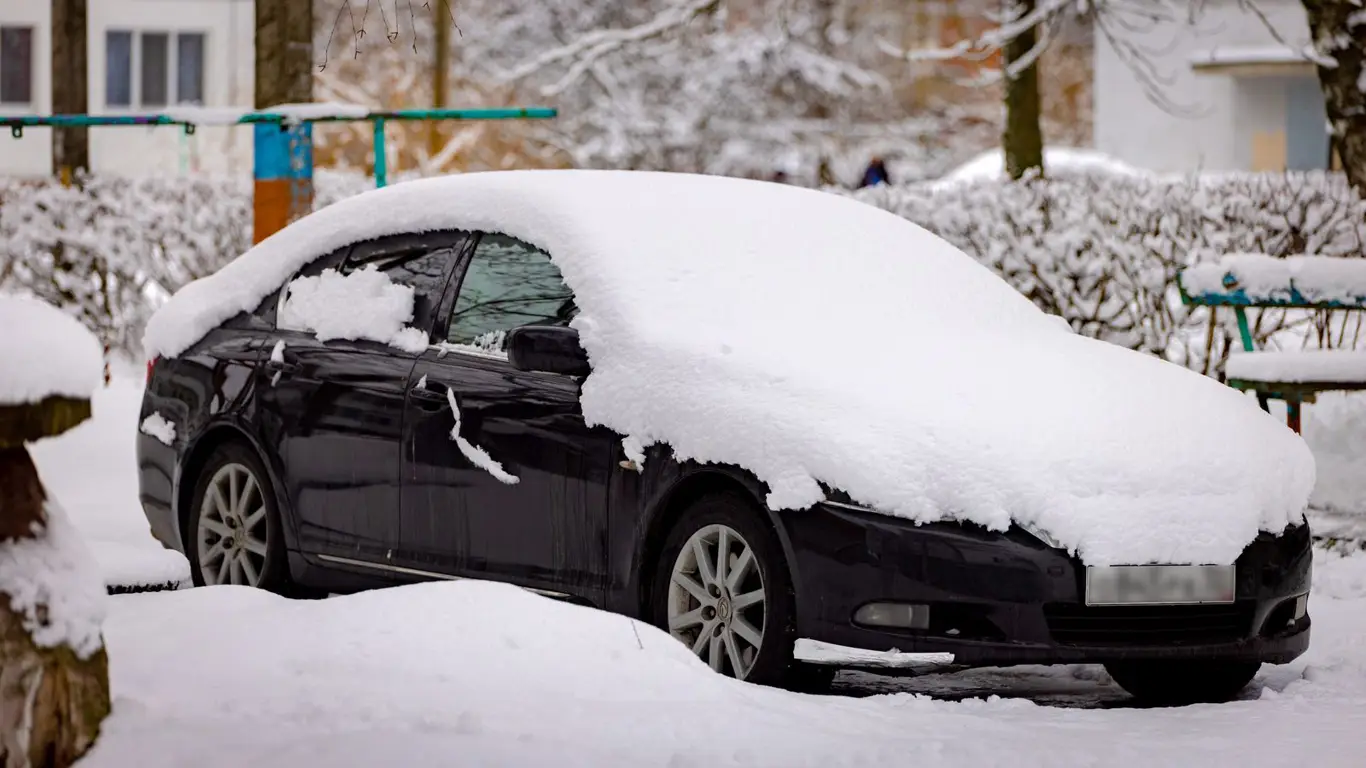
[[447, 233, 576, 351], [341, 243, 454, 315], [277, 238, 457, 337]]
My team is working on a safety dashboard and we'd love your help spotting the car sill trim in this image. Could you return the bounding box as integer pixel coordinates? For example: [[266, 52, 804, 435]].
[[314, 553, 572, 599]]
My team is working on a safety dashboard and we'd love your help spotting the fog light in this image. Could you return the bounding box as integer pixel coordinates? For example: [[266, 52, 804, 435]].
[[854, 602, 929, 630], [1292, 594, 1308, 623]]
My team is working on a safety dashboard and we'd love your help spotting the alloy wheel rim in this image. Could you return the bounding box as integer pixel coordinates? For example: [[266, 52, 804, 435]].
[[666, 523, 766, 679], [196, 462, 269, 587]]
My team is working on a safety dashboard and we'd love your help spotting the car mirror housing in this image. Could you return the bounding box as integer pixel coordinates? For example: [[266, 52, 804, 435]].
[[506, 325, 591, 376]]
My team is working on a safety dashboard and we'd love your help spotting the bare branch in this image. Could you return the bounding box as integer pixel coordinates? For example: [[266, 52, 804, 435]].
[[494, 0, 722, 95]]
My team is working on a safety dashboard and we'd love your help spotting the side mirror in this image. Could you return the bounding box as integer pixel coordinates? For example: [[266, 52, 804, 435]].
[[506, 325, 591, 376]]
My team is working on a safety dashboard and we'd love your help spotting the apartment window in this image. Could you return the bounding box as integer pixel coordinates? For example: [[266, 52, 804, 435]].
[[106, 31, 133, 107], [141, 32, 169, 107], [0, 26, 34, 105], [176, 33, 205, 104]]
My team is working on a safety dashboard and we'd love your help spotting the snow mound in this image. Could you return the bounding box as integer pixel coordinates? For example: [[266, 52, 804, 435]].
[[144, 171, 1314, 565], [279, 266, 429, 353], [933, 148, 1146, 188], [0, 294, 104, 405], [0, 500, 107, 658], [1182, 254, 1366, 304]]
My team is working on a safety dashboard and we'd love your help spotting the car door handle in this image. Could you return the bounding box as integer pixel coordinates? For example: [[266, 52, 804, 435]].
[[410, 381, 451, 411], [264, 358, 299, 376]]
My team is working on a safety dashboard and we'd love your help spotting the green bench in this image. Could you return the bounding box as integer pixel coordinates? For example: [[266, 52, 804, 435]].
[[1179, 254, 1366, 434]]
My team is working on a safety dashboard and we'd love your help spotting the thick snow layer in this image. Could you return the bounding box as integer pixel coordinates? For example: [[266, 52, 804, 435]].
[[1226, 351, 1366, 384], [1182, 254, 1366, 304], [933, 148, 1146, 187], [0, 294, 104, 405], [29, 376, 190, 590], [139, 413, 176, 446], [446, 388, 519, 485], [279, 267, 429, 353], [144, 171, 1314, 565], [79, 569, 1366, 767], [0, 500, 107, 658]]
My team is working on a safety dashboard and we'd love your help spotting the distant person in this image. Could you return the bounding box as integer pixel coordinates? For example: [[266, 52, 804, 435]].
[[770, 170, 789, 184], [860, 157, 890, 188]]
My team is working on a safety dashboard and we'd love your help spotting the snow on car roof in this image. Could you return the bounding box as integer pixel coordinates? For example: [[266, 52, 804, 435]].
[[0, 294, 104, 405], [144, 170, 1313, 566]]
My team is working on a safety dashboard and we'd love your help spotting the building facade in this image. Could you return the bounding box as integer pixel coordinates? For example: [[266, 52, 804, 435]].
[[0, 0, 254, 177], [1094, 0, 1334, 174]]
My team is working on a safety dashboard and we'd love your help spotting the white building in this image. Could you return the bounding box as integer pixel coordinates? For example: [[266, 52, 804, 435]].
[[1094, 0, 1336, 174], [0, 0, 254, 177]]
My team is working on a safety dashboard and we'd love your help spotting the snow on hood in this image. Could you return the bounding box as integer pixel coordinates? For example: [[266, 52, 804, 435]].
[[144, 170, 1313, 565]]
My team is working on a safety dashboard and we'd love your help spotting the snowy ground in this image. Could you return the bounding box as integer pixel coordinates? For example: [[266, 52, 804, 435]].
[[77, 554, 1366, 768], [22, 373, 1366, 765]]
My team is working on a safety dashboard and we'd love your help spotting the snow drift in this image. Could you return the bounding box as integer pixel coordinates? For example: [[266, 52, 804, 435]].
[[144, 170, 1315, 565]]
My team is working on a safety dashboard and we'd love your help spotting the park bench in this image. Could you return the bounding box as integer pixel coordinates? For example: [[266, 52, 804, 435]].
[[1179, 254, 1366, 434]]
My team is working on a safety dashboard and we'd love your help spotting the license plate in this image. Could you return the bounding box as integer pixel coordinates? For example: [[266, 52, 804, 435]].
[[1085, 565, 1235, 606]]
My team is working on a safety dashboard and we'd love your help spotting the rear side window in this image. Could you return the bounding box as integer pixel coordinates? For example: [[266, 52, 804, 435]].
[[447, 233, 576, 350]]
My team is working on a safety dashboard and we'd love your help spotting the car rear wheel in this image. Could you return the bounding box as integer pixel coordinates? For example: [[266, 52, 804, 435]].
[[651, 492, 827, 690], [187, 442, 289, 592], [1104, 660, 1261, 705]]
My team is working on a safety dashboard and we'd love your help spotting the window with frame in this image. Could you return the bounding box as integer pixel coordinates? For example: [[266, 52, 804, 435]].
[[447, 234, 576, 352], [140, 32, 170, 107], [0, 26, 34, 105], [106, 31, 134, 107], [176, 33, 205, 104]]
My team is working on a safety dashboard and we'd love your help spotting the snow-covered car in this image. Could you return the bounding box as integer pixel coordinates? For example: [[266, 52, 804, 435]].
[[137, 171, 1313, 703]]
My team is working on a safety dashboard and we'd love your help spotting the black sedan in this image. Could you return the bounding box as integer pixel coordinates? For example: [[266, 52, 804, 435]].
[[138, 190, 1310, 706]]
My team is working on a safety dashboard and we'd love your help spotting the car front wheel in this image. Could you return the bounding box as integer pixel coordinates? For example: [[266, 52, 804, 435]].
[[1104, 660, 1261, 705], [651, 492, 829, 690], [186, 442, 288, 592]]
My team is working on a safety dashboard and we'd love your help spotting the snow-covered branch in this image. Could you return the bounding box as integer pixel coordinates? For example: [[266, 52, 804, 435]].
[[495, 0, 722, 96]]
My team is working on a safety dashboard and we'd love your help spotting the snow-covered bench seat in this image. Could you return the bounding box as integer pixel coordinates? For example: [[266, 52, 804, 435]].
[[1180, 254, 1366, 434]]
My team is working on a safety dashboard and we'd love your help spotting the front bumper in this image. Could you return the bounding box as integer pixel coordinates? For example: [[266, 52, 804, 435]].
[[780, 503, 1311, 667]]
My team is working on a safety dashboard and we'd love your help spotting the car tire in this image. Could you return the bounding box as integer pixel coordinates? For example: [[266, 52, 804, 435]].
[[186, 441, 291, 593], [651, 491, 815, 690], [1104, 660, 1261, 705]]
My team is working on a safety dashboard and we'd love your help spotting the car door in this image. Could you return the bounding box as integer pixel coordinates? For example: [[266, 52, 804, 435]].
[[258, 232, 467, 564], [398, 232, 617, 602]]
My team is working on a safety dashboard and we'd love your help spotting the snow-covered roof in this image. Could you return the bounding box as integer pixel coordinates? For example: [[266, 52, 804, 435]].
[[146, 170, 1313, 566], [0, 295, 104, 405], [932, 148, 1147, 188]]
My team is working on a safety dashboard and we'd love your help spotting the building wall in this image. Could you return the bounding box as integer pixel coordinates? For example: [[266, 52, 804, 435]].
[[1093, 0, 1312, 173], [0, 0, 255, 178]]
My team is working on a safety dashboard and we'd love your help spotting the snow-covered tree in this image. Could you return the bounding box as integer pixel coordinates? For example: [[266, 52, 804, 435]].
[[0, 295, 110, 767], [309, 0, 1052, 184]]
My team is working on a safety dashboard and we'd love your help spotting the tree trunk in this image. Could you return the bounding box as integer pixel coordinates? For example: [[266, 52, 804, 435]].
[[1301, 1, 1366, 197], [254, 0, 314, 108], [50, 0, 88, 186], [1001, 0, 1044, 180], [0, 447, 110, 768], [429, 0, 451, 159]]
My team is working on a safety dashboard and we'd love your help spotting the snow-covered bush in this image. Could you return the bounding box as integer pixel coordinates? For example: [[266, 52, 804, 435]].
[[852, 170, 1366, 375], [0, 171, 372, 358]]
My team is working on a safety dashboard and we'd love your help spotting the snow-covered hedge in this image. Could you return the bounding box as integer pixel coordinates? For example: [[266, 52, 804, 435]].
[[4, 168, 1364, 367], [853, 171, 1366, 375], [0, 172, 371, 356]]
